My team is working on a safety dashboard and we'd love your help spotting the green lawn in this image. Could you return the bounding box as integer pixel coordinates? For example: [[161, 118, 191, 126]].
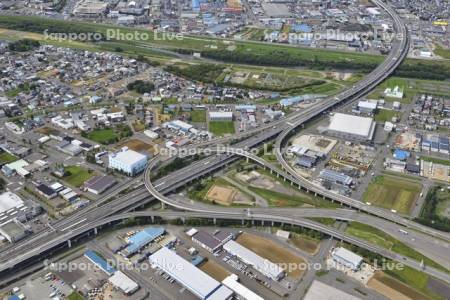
[[248, 186, 337, 208], [368, 77, 450, 104], [421, 156, 450, 167], [374, 109, 400, 122], [86, 128, 118, 144], [436, 188, 450, 218], [191, 110, 206, 122], [345, 222, 448, 273], [362, 175, 421, 214], [385, 266, 444, 300], [0, 152, 18, 165], [67, 292, 84, 300], [209, 121, 235, 136], [63, 166, 95, 187], [434, 44, 450, 59]]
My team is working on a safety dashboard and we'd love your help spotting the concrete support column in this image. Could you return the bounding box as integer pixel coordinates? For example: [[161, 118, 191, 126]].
[[94, 227, 98, 235], [181, 217, 186, 224], [270, 169, 273, 174], [242, 219, 245, 226], [213, 218, 216, 225], [261, 220, 264, 226], [272, 221, 275, 227], [161, 201, 166, 209], [246, 157, 249, 163], [290, 181, 293, 186], [251, 220, 254, 226], [314, 192, 317, 196], [67, 240, 72, 248], [151, 216, 155, 223], [283, 177, 286, 182]]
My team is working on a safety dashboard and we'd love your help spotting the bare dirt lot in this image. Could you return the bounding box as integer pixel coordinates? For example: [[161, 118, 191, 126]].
[[206, 185, 236, 206], [288, 234, 319, 255], [118, 139, 155, 153], [199, 260, 230, 281], [236, 233, 305, 279]]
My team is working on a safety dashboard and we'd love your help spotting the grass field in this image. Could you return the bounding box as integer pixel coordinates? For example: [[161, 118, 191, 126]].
[[208, 121, 235, 136], [248, 186, 337, 208], [190, 110, 206, 122], [236, 232, 305, 279], [368, 77, 450, 104], [421, 156, 450, 167], [374, 109, 400, 122], [63, 166, 95, 187], [369, 272, 431, 300], [434, 44, 450, 59], [436, 188, 450, 218], [384, 266, 445, 300], [2, 16, 450, 80], [362, 175, 421, 214], [87, 128, 118, 144], [345, 222, 447, 273], [67, 292, 84, 300], [0, 152, 18, 165]]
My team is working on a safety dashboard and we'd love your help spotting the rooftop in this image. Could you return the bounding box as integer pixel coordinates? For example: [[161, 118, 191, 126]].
[[0, 192, 24, 214], [110, 148, 147, 165], [149, 247, 221, 299], [328, 113, 375, 139]]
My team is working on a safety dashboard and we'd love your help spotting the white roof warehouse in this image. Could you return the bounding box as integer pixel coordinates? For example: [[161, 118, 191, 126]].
[[223, 240, 284, 281], [327, 113, 376, 141], [149, 247, 233, 300]]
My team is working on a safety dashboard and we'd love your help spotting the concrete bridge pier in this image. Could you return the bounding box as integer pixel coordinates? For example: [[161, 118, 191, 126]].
[[271, 221, 275, 227], [213, 218, 216, 225], [94, 227, 98, 235], [251, 220, 254, 225], [161, 202, 166, 209], [151, 216, 155, 223], [181, 217, 186, 224], [242, 219, 245, 226], [67, 240, 72, 248], [261, 220, 264, 226]]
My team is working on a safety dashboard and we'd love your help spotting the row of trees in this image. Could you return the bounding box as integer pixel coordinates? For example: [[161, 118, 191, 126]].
[[8, 39, 40, 52], [415, 186, 450, 232], [127, 80, 155, 94], [165, 64, 225, 84], [200, 49, 377, 72]]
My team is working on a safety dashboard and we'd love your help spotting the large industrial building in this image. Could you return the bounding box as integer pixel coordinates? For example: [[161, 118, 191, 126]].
[[122, 227, 165, 257], [149, 247, 233, 300], [223, 240, 284, 281], [108, 271, 140, 295], [209, 111, 233, 121], [326, 113, 376, 141], [108, 147, 148, 176], [331, 247, 363, 271], [222, 274, 264, 300], [304, 280, 361, 300], [0, 219, 28, 243], [0, 192, 24, 214], [191, 229, 233, 253]]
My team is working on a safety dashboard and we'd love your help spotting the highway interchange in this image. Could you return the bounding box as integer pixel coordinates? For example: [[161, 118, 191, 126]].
[[0, 0, 450, 290]]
